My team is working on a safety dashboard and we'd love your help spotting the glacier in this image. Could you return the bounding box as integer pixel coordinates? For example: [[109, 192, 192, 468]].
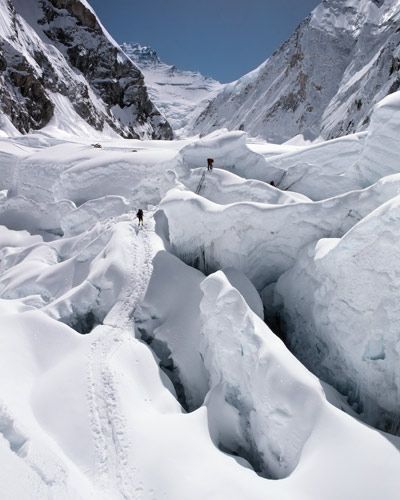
[[0, 88, 400, 498]]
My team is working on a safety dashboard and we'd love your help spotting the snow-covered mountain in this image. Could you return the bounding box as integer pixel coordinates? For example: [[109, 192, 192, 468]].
[[0, 0, 172, 139], [121, 42, 222, 134], [2, 2, 400, 498], [192, 0, 400, 143]]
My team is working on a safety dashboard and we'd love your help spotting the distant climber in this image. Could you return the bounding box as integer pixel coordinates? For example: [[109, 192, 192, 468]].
[[136, 208, 144, 226], [270, 181, 276, 187], [207, 158, 214, 171]]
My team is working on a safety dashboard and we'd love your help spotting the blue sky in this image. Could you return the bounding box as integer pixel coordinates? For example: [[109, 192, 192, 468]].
[[90, 0, 320, 82]]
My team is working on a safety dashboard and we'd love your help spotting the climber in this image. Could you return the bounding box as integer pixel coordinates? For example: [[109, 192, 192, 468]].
[[270, 180, 276, 187], [136, 208, 144, 226], [207, 158, 214, 171]]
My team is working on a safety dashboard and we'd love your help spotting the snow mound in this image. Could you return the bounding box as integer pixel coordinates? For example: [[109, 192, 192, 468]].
[[200, 271, 323, 478]]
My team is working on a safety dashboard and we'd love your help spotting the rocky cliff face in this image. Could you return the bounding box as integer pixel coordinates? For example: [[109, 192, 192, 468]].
[[192, 0, 400, 143], [0, 0, 173, 139], [121, 42, 222, 134]]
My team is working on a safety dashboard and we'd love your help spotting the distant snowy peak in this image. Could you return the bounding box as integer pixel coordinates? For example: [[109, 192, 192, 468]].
[[0, 0, 172, 139], [120, 43, 161, 66], [121, 42, 223, 134], [192, 0, 400, 143], [311, 0, 400, 38]]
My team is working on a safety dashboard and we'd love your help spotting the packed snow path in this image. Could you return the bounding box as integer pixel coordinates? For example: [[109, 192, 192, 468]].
[[87, 216, 154, 498]]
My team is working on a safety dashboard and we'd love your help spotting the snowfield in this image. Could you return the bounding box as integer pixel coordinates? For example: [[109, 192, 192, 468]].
[[1, 90, 400, 500]]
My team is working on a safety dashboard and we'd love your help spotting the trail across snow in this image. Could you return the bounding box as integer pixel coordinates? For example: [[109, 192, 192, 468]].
[[87, 215, 155, 498]]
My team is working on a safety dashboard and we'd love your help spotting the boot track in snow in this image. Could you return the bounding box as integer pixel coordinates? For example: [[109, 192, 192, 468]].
[[86, 213, 154, 498]]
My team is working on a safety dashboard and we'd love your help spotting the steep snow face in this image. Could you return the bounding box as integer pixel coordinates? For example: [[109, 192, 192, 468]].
[[275, 196, 400, 433], [199, 271, 324, 479], [192, 0, 400, 143], [356, 91, 400, 185], [320, 0, 400, 138], [160, 172, 400, 291], [121, 42, 222, 134], [0, 1, 172, 139]]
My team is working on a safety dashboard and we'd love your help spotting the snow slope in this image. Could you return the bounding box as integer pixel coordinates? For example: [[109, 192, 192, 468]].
[[121, 43, 222, 134], [192, 0, 400, 142], [1, 91, 400, 498]]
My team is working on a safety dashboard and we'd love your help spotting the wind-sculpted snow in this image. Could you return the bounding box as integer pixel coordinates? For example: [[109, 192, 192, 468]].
[[275, 196, 400, 433], [0, 219, 120, 328], [61, 196, 130, 236]]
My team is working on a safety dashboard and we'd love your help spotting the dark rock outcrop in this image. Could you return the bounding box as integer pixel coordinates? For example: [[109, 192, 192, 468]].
[[0, 0, 173, 139]]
